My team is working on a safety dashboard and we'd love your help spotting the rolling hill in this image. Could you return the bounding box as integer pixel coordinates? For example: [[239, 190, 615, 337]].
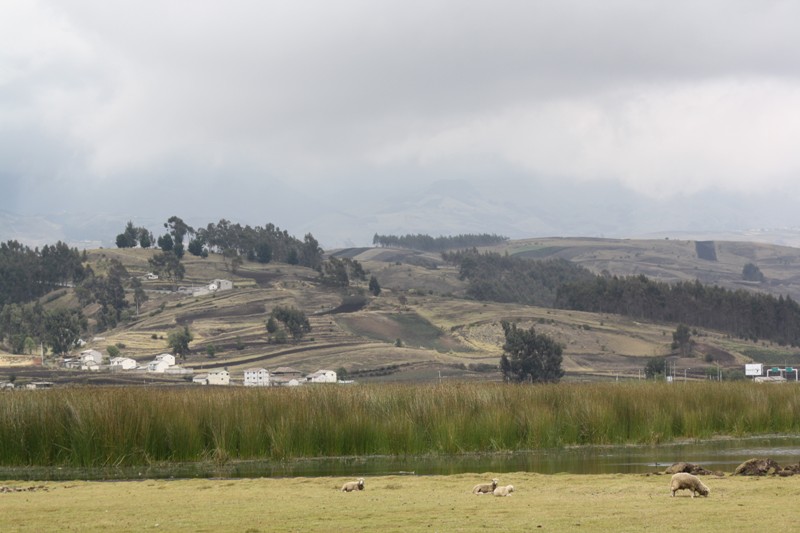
[[3, 237, 800, 385]]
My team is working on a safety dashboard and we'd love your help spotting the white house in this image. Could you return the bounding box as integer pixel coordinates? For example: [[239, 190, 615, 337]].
[[147, 359, 171, 373], [193, 370, 230, 385], [208, 279, 233, 292], [110, 357, 137, 370], [80, 349, 103, 365], [147, 353, 176, 373], [243, 368, 270, 387], [271, 366, 304, 387], [207, 370, 230, 386], [154, 353, 176, 366], [306, 370, 337, 384], [144, 272, 159, 280], [78, 349, 103, 371]]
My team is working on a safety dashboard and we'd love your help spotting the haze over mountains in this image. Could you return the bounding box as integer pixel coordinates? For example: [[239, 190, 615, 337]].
[[3, 178, 800, 250]]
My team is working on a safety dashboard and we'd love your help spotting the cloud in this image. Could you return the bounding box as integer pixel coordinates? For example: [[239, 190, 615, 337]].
[[374, 77, 800, 197], [2, 0, 800, 233]]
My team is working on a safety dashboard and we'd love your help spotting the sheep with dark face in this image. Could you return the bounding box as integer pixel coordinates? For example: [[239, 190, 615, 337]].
[[670, 473, 710, 498], [472, 478, 499, 495], [341, 478, 365, 492], [493, 484, 515, 497]]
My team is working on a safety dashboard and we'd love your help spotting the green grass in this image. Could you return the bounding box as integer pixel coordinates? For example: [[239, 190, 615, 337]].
[[737, 345, 800, 366], [2, 382, 800, 467]]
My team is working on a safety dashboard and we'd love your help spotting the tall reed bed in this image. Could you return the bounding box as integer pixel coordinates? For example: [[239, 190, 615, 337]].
[[1, 382, 799, 466]]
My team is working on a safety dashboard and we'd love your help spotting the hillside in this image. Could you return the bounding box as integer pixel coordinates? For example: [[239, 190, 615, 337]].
[[4, 238, 800, 385], [486, 237, 800, 301]]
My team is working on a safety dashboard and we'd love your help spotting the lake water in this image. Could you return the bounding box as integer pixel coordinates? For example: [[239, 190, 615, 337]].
[[4, 436, 800, 481]]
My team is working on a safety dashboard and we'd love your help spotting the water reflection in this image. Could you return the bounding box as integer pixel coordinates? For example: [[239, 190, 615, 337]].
[[4, 436, 800, 481]]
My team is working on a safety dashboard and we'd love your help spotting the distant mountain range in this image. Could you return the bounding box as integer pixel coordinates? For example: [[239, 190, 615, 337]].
[[4, 179, 800, 249]]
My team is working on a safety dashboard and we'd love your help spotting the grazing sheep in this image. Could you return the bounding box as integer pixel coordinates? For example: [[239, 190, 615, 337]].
[[493, 484, 515, 497], [340, 478, 365, 492], [472, 478, 499, 495], [670, 473, 710, 498]]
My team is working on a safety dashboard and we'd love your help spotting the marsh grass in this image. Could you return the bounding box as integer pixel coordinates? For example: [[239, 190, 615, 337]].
[[1, 382, 799, 467]]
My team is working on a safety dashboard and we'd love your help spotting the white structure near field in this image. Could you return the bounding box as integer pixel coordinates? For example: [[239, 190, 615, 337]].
[[243, 368, 270, 387], [63, 351, 99, 370], [147, 353, 177, 373], [306, 370, 337, 383], [208, 279, 233, 292], [193, 370, 230, 386], [271, 367, 304, 386], [110, 357, 137, 370], [193, 279, 234, 297], [81, 349, 103, 364]]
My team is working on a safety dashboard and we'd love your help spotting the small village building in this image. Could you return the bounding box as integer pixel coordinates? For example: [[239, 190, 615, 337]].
[[243, 368, 270, 387], [110, 357, 137, 370], [306, 370, 337, 384], [147, 353, 177, 373], [271, 366, 304, 387], [193, 370, 230, 386], [206, 370, 230, 386], [80, 349, 103, 365], [208, 279, 233, 292], [154, 353, 176, 366], [147, 360, 170, 373]]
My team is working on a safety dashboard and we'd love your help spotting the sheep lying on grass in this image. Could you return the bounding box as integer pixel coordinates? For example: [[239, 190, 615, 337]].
[[670, 473, 710, 498], [472, 478, 499, 495], [341, 478, 365, 492], [493, 484, 515, 497]]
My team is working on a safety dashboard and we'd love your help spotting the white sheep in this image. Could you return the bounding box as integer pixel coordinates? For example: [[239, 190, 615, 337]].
[[340, 478, 365, 492], [670, 473, 710, 498], [493, 484, 515, 497], [472, 478, 499, 495]]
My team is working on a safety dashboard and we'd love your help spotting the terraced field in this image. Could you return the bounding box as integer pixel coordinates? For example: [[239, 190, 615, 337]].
[[5, 238, 800, 385]]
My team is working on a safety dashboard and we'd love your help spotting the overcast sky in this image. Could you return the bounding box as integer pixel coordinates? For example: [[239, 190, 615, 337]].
[[2, 1, 800, 247]]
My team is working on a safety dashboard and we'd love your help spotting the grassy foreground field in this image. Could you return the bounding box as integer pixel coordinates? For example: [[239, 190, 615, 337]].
[[2, 473, 795, 532]]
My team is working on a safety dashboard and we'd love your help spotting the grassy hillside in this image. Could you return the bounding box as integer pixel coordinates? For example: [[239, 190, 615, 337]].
[[487, 237, 800, 300], [4, 238, 800, 385]]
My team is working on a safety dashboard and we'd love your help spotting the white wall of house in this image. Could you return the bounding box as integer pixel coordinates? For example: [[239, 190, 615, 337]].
[[110, 357, 137, 370], [306, 370, 337, 383], [244, 368, 270, 386], [80, 349, 103, 365], [209, 279, 233, 292], [154, 353, 176, 366], [207, 370, 230, 386], [147, 360, 170, 373]]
